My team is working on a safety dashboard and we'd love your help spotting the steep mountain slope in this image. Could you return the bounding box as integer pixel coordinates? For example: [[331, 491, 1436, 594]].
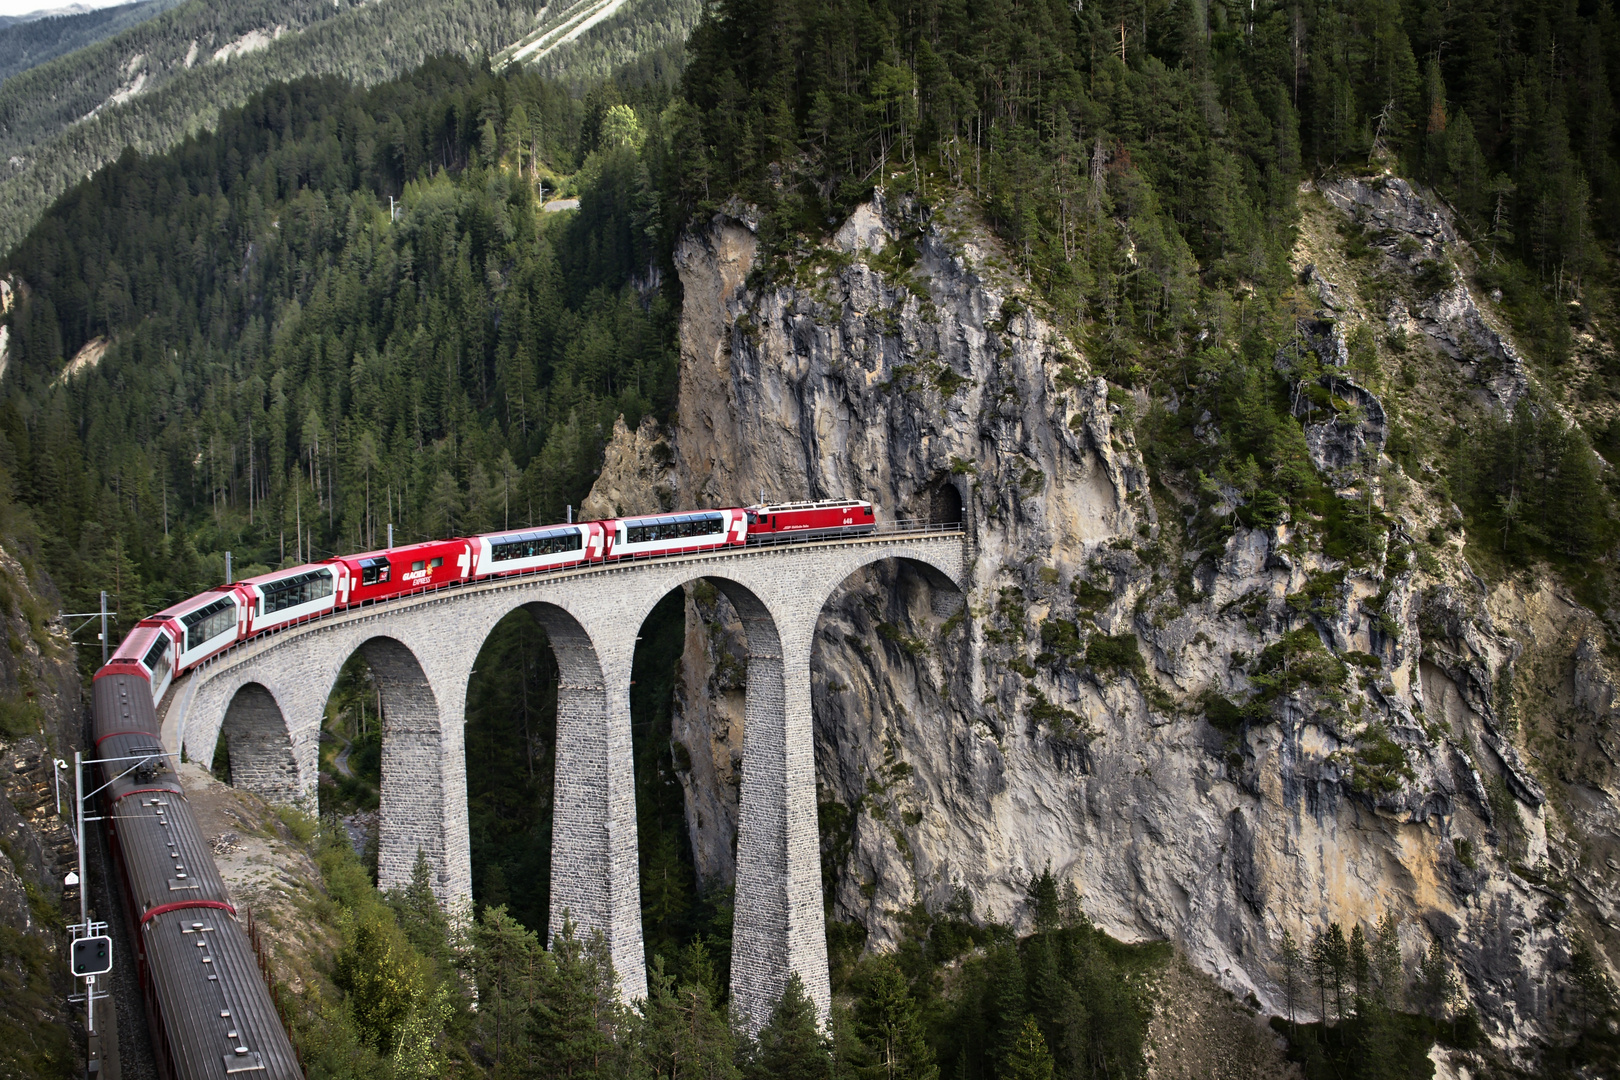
[[0, 0, 184, 87], [0, 527, 89, 1079], [0, 0, 695, 256], [582, 177, 1620, 1070]]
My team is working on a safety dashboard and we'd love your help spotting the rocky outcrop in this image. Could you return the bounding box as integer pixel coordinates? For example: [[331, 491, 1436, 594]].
[[1316, 175, 1529, 409], [0, 540, 85, 1077], [585, 178, 1619, 1067], [580, 414, 676, 520]]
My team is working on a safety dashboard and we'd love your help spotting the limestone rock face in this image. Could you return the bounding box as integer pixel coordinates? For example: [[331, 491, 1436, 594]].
[[587, 184, 1620, 1064], [580, 414, 677, 520], [1317, 175, 1528, 409]]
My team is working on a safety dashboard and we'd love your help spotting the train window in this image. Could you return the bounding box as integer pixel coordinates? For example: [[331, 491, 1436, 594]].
[[180, 598, 236, 652], [430, 557, 443, 568], [359, 558, 390, 586], [412, 560, 425, 572], [142, 635, 170, 672], [625, 514, 723, 546], [491, 529, 583, 562], [260, 570, 334, 615]]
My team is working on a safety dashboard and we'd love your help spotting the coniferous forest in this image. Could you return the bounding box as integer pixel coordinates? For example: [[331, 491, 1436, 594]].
[[6, 0, 1620, 1074]]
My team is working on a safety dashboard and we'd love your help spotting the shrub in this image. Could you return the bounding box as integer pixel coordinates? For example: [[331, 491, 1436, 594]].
[[1039, 618, 1081, 657], [1085, 634, 1145, 675], [1350, 723, 1414, 794]]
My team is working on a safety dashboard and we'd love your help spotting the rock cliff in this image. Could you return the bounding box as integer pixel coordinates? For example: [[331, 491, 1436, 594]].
[[0, 539, 87, 1077], [588, 178, 1620, 1066]]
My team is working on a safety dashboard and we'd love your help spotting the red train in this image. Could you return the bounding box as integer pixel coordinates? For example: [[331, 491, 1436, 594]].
[[97, 500, 876, 699]]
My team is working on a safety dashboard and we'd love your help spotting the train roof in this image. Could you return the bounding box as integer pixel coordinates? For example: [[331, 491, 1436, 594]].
[[109, 623, 164, 660], [148, 586, 241, 621], [616, 509, 730, 524], [337, 537, 468, 563], [236, 562, 333, 587], [479, 522, 585, 542]]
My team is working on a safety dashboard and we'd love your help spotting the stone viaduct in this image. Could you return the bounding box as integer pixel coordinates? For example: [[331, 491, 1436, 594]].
[[156, 531, 966, 1029]]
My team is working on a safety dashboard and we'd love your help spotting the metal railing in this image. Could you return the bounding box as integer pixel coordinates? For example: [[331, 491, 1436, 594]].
[[174, 519, 966, 680]]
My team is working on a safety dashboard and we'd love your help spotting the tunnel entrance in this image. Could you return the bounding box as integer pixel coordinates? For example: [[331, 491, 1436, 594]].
[[929, 479, 964, 526]]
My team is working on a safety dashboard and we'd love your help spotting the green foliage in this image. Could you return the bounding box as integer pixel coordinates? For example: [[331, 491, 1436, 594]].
[[1454, 404, 1610, 565], [465, 610, 560, 935], [878, 621, 931, 658], [1003, 1016, 1055, 1080], [1249, 629, 1348, 701], [849, 955, 938, 1080], [921, 870, 1161, 1080], [0, 0, 704, 256], [533, 916, 631, 1079], [1070, 578, 1113, 612], [0, 55, 682, 627], [0, 920, 71, 1074], [1286, 571, 1347, 620], [332, 902, 430, 1058], [1038, 618, 1081, 658], [1200, 690, 1266, 735], [1350, 723, 1415, 795], [0, 0, 183, 86], [744, 973, 833, 1080], [0, 692, 44, 737], [1083, 633, 1144, 676]]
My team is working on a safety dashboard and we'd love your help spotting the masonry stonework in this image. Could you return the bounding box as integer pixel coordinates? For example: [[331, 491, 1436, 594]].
[[159, 533, 965, 1025]]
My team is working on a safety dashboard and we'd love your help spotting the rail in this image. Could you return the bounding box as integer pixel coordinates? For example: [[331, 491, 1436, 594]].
[[172, 519, 965, 681]]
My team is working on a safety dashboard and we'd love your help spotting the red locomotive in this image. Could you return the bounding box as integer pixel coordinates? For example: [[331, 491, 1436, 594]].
[[745, 499, 875, 542]]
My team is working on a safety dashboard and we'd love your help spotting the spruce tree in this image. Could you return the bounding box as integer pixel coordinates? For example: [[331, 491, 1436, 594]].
[[1002, 1017, 1053, 1080], [745, 973, 831, 1080], [852, 956, 937, 1080], [534, 919, 624, 1079]]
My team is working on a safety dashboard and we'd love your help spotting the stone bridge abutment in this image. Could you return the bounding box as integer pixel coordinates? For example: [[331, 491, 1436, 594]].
[[160, 533, 965, 1029]]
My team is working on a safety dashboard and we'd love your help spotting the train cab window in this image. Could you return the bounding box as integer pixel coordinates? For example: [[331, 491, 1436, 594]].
[[430, 557, 443, 568], [360, 558, 390, 586], [865, 507, 874, 517], [142, 635, 170, 673]]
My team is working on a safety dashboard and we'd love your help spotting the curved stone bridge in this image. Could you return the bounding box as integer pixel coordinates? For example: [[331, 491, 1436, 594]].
[[158, 530, 967, 1027]]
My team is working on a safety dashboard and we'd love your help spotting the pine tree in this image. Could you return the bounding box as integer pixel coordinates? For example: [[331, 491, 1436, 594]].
[[534, 919, 624, 1079], [1002, 1017, 1053, 1080], [852, 957, 937, 1080], [388, 849, 452, 972], [745, 973, 831, 1080], [1278, 930, 1305, 1027], [474, 904, 545, 1073]]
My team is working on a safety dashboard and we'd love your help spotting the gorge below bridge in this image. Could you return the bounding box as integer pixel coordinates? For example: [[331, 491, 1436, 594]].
[[153, 527, 968, 1029]]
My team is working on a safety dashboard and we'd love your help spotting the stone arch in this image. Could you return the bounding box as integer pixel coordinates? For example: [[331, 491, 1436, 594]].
[[330, 636, 452, 899], [815, 552, 967, 621], [217, 682, 302, 804]]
